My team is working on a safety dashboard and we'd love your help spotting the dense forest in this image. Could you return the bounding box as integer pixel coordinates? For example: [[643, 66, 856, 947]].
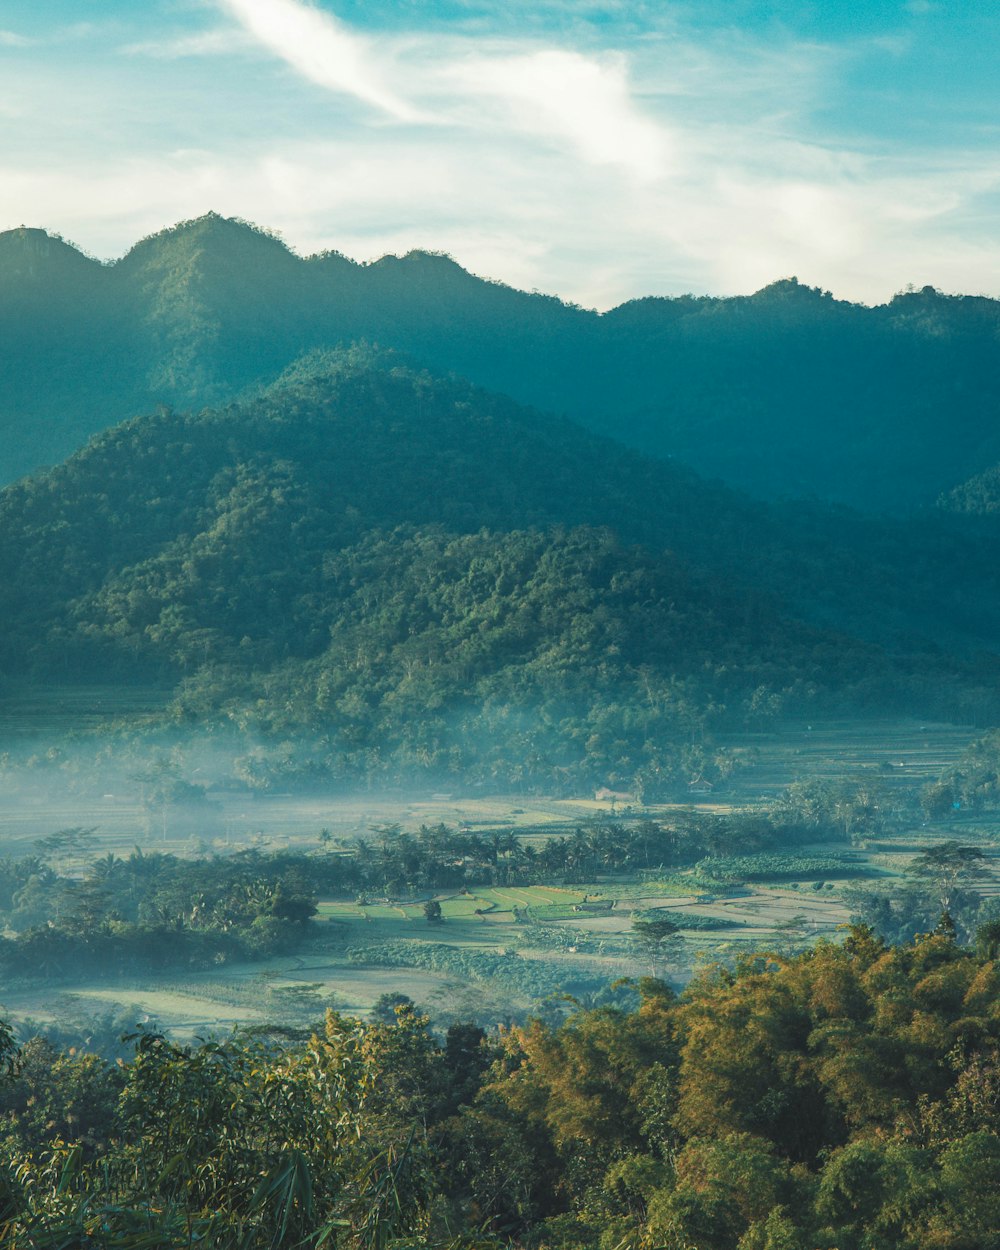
[[6, 214, 1000, 510], [5, 926, 1000, 1247], [2, 348, 1000, 790]]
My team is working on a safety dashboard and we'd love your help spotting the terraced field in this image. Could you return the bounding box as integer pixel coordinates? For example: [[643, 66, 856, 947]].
[[713, 718, 977, 805]]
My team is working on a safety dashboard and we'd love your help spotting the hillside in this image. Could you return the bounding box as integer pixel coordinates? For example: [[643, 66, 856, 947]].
[[0, 349, 998, 791], [940, 463, 1000, 516], [4, 215, 1000, 509]]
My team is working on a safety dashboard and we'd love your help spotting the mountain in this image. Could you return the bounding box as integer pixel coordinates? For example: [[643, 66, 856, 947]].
[[0, 348, 997, 791], [4, 215, 1000, 510]]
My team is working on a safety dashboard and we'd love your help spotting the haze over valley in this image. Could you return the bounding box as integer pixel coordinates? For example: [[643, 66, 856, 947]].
[[5, 4, 1000, 1236], [0, 209, 996, 986]]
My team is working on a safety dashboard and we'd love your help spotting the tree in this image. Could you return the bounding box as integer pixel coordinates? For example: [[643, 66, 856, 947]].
[[423, 899, 443, 924], [908, 842, 987, 912], [977, 920, 1000, 960], [371, 993, 416, 1025], [632, 913, 679, 974]]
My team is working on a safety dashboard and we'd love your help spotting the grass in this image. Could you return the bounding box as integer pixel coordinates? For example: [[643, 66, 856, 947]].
[[317, 885, 590, 926], [600, 878, 702, 899]]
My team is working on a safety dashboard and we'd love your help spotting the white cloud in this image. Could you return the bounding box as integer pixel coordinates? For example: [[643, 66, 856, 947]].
[[214, 0, 418, 120], [442, 48, 669, 181], [638, 134, 1000, 300], [5, 124, 1000, 312], [0, 30, 31, 47], [212, 0, 667, 179]]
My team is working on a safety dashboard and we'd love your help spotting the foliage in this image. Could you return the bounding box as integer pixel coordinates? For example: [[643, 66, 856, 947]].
[[694, 852, 868, 885], [345, 940, 605, 1002], [636, 908, 741, 932], [925, 730, 1000, 813], [1, 928, 1000, 1244], [0, 846, 318, 984]]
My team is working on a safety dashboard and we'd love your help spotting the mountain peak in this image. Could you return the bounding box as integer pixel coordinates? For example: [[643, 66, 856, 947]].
[[0, 225, 53, 247], [118, 213, 295, 270], [750, 277, 834, 303], [0, 226, 100, 280], [370, 249, 474, 285]]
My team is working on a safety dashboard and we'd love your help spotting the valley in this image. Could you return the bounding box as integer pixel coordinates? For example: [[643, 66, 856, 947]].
[[2, 210, 1000, 1248], [0, 709, 993, 1043]]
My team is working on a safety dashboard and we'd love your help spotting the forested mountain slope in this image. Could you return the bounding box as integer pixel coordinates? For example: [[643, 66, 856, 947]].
[[940, 462, 1000, 516], [4, 214, 1000, 510], [0, 349, 997, 789]]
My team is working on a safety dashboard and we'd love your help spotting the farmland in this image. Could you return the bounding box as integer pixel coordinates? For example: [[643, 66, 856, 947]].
[[0, 875, 860, 1040], [0, 708, 998, 1042], [0, 839, 979, 1043]]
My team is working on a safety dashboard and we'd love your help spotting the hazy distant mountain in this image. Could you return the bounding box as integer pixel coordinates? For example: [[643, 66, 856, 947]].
[[4, 213, 1000, 509], [0, 348, 997, 788]]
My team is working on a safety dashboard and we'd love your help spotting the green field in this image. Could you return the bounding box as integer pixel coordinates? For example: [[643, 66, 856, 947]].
[[0, 875, 850, 1038], [0, 713, 995, 1039]]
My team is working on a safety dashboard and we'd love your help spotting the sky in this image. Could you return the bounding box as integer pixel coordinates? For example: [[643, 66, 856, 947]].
[[1, 0, 999, 309]]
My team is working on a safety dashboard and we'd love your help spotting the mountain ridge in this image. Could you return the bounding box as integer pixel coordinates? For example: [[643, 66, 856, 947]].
[[4, 214, 1000, 509]]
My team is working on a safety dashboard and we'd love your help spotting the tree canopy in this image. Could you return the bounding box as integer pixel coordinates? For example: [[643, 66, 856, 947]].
[[3, 928, 1000, 1246]]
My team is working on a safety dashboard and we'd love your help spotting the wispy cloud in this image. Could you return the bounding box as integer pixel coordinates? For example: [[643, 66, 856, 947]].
[[0, 30, 31, 48], [122, 29, 257, 59], [214, 0, 418, 120], [211, 0, 669, 180]]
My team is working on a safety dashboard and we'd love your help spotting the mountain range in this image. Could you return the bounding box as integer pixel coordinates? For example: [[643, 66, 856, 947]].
[[3, 214, 1000, 790], [5, 213, 1000, 512]]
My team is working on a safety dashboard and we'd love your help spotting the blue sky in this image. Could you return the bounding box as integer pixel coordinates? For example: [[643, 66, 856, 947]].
[[1, 0, 998, 307]]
